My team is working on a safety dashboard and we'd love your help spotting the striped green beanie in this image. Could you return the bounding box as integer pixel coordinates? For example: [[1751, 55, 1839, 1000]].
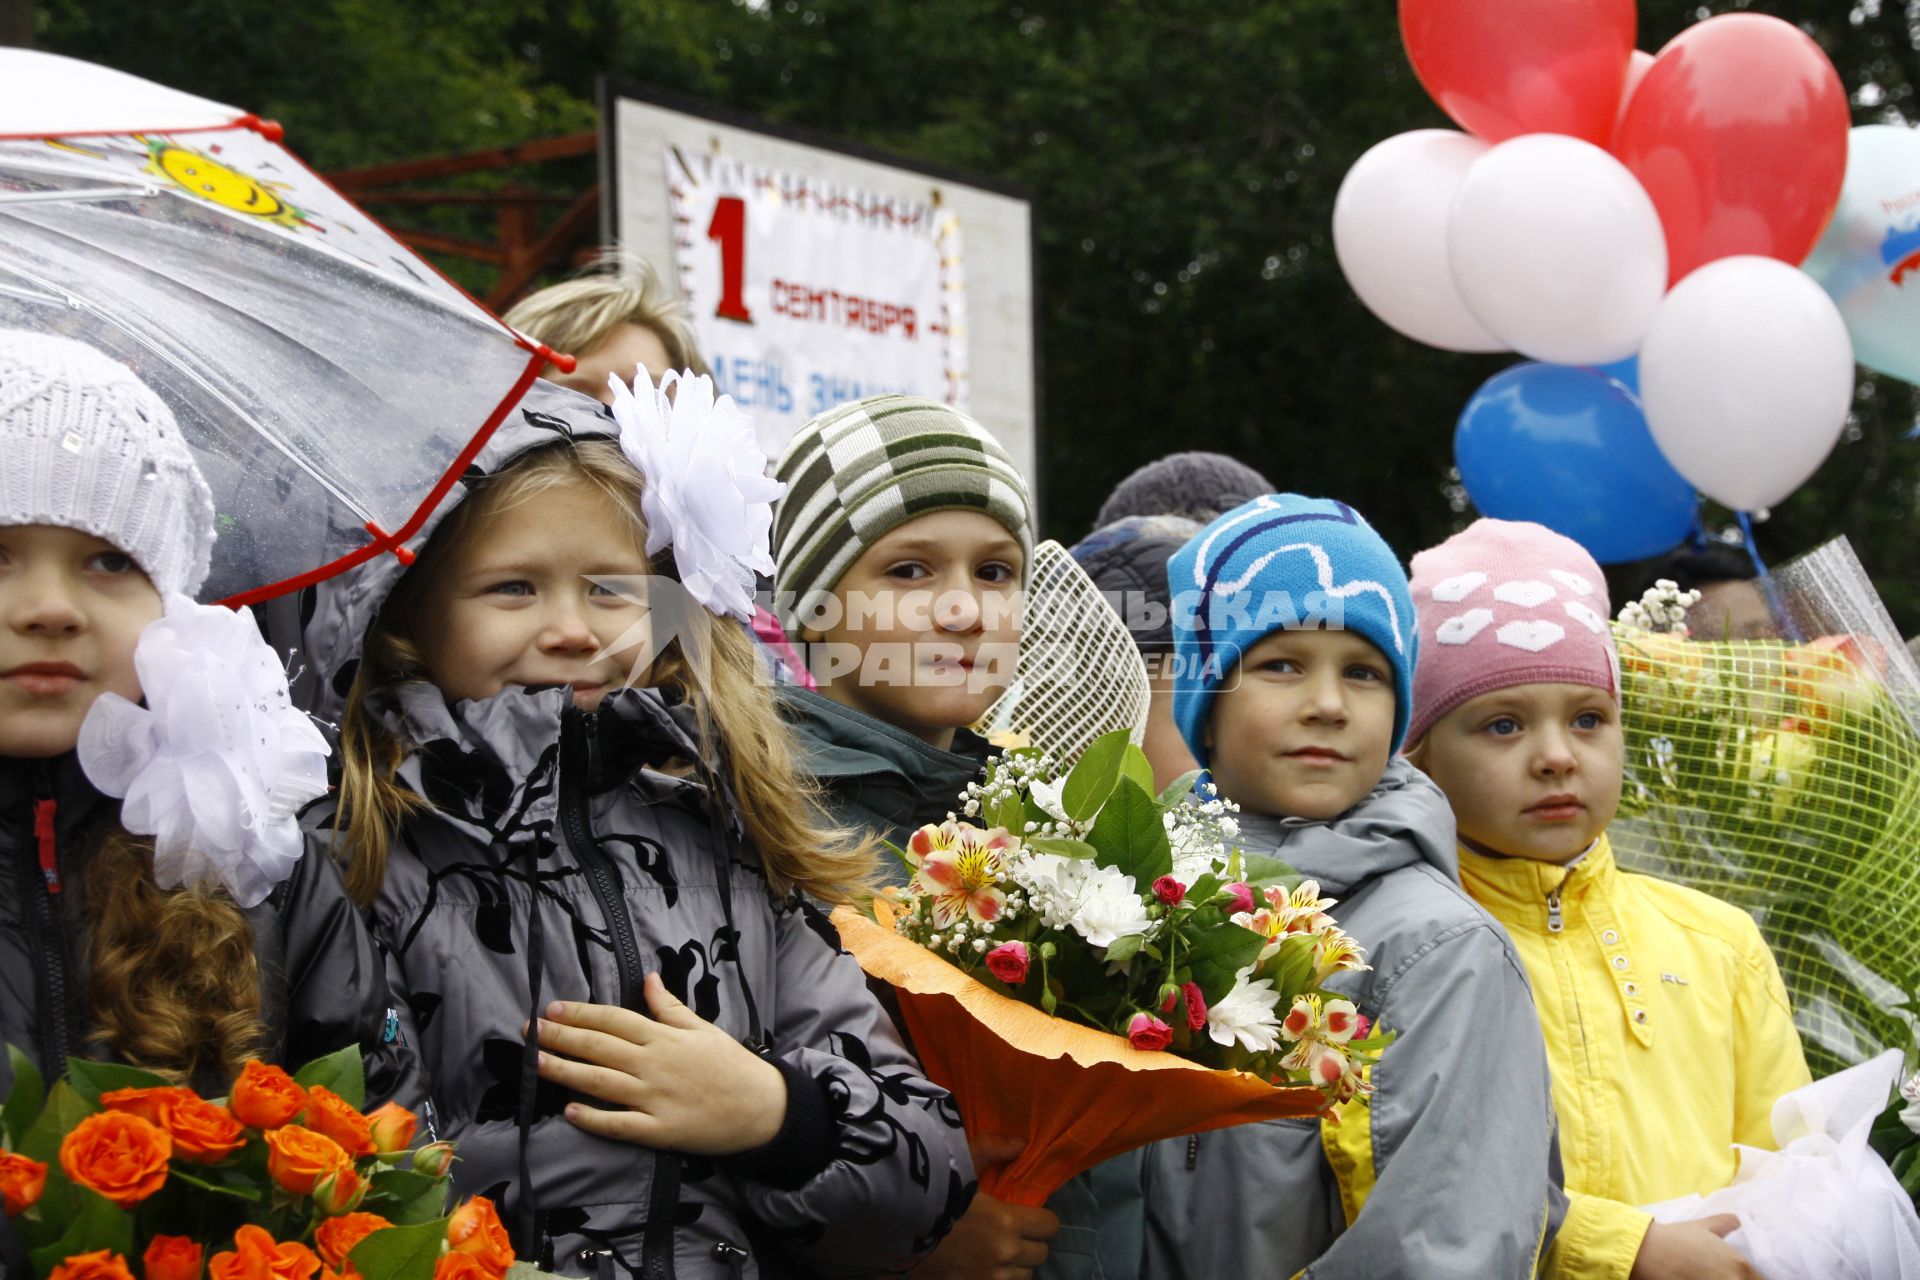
[[772, 394, 1034, 631]]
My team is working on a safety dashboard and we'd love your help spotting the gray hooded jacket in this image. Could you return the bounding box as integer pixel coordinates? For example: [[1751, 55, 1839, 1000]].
[[300, 386, 972, 1280], [1137, 758, 1562, 1279]]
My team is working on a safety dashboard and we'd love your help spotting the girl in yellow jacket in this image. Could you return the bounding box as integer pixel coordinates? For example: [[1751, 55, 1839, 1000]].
[[1403, 519, 1812, 1280]]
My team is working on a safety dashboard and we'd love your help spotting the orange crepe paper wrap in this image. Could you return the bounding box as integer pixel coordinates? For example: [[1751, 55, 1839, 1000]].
[[833, 905, 1330, 1207]]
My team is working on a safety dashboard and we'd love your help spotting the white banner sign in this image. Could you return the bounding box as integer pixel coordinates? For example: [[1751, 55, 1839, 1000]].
[[665, 145, 967, 458]]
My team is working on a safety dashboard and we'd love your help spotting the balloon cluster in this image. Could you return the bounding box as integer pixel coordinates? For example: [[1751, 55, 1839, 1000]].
[[1335, 0, 1860, 561]]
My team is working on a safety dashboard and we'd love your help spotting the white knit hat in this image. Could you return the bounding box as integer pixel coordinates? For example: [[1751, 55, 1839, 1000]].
[[0, 331, 215, 597]]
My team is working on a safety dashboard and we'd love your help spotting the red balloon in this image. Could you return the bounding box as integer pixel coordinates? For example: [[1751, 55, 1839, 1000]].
[[1614, 14, 1849, 285], [1400, 0, 1636, 145]]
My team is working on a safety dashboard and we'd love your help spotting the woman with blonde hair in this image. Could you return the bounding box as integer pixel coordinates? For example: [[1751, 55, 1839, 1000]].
[[504, 249, 709, 402]]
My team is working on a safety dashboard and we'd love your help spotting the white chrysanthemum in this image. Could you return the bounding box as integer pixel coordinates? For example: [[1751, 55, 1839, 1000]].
[[1206, 968, 1284, 1054], [1011, 852, 1153, 948], [77, 594, 330, 907], [606, 367, 784, 622]]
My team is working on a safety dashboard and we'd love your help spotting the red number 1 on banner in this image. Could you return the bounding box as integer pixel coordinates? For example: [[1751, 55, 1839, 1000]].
[[707, 196, 753, 323]]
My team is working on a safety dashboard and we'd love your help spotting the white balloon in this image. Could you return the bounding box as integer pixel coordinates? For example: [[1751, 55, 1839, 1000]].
[[1447, 134, 1668, 364], [1333, 130, 1506, 353], [1640, 257, 1855, 511]]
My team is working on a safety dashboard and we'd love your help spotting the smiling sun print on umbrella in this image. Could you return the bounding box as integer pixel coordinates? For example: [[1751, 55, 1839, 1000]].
[[139, 136, 312, 229]]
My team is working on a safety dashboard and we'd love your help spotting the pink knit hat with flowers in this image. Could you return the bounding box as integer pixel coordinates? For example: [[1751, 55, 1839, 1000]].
[[1405, 518, 1619, 748]]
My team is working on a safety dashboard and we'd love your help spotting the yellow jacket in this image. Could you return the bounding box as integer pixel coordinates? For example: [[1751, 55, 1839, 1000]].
[[1458, 834, 1812, 1280]]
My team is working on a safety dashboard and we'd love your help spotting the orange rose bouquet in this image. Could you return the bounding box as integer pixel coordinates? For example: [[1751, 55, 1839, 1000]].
[[0, 1046, 509, 1280]]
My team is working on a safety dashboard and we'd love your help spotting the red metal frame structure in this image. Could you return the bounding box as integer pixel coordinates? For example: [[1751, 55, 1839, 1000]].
[[327, 131, 601, 313]]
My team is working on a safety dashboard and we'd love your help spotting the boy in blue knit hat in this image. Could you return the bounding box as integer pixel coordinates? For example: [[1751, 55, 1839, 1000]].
[[1133, 494, 1568, 1279]]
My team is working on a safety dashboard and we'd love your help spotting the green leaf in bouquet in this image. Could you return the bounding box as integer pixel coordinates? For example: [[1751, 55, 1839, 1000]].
[[165, 1165, 262, 1203], [882, 838, 915, 878], [1184, 874, 1222, 908], [1239, 853, 1300, 891], [984, 790, 1028, 836], [1026, 836, 1097, 860], [19, 1081, 99, 1163], [1185, 922, 1266, 1003], [1156, 769, 1203, 809], [347, 1217, 452, 1280], [28, 1186, 131, 1277], [293, 1046, 367, 1110], [1104, 934, 1145, 966], [367, 1168, 454, 1225], [1264, 934, 1320, 1002], [4, 1045, 45, 1145], [65, 1060, 171, 1104], [1119, 745, 1155, 796], [1088, 778, 1173, 885], [1062, 729, 1131, 823]]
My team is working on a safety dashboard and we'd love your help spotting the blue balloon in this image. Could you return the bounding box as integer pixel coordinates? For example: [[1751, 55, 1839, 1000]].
[[1455, 362, 1697, 564], [1592, 356, 1638, 394]]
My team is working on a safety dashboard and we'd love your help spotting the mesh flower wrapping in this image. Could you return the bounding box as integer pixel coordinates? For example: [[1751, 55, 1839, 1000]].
[[606, 367, 784, 622], [1610, 618, 1920, 1074], [77, 595, 329, 908]]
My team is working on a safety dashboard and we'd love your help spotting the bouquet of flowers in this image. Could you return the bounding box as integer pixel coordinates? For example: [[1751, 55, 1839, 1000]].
[[0, 1047, 510, 1280], [1607, 543, 1920, 1075], [834, 730, 1393, 1204]]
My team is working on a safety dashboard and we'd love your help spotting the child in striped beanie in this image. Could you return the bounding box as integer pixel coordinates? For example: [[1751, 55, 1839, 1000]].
[[771, 393, 1033, 759], [770, 393, 1052, 1278]]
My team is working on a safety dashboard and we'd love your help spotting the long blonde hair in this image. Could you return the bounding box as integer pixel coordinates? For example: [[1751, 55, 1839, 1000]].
[[335, 440, 878, 907], [85, 827, 266, 1085]]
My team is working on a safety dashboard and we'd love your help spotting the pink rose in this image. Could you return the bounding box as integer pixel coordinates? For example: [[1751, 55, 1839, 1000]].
[[1222, 883, 1256, 916], [1151, 876, 1186, 906], [984, 942, 1031, 985], [1352, 1015, 1371, 1041], [1180, 982, 1207, 1033], [1126, 1013, 1173, 1052]]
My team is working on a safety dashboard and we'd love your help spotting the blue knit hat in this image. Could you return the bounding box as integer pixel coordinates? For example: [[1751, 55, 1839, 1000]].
[[1168, 494, 1419, 765]]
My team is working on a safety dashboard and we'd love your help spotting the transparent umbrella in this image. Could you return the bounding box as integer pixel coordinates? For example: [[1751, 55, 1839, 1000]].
[[0, 49, 570, 603]]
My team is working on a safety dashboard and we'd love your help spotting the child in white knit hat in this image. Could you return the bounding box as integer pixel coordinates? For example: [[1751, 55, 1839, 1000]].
[[0, 331, 416, 1126]]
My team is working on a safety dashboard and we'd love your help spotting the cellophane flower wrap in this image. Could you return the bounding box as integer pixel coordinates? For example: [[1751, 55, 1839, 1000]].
[[1606, 539, 1920, 1078], [0, 1046, 509, 1280], [834, 730, 1395, 1204]]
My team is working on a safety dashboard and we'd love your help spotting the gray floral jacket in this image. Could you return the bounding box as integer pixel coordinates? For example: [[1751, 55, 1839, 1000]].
[[299, 387, 972, 1280]]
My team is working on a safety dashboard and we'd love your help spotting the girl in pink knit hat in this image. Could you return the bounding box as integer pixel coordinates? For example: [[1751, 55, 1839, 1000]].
[[1405, 517, 1809, 1280]]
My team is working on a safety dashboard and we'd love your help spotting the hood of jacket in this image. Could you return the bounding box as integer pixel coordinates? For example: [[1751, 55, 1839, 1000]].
[[775, 684, 990, 850], [303, 381, 621, 727], [1231, 755, 1459, 897]]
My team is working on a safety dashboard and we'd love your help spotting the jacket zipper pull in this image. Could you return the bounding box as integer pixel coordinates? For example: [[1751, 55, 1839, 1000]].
[[582, 710, 601, 789], [1545, 887, 1563, 934], [33, 797, 60, 895], [712, 1241, 749, 1276]]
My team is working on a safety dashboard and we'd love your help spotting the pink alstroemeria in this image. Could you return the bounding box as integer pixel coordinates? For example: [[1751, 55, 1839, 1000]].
[[906, 821, 1013, 927], [1279, 994, 1365, 1078], [1310, 929, 1368, 982]]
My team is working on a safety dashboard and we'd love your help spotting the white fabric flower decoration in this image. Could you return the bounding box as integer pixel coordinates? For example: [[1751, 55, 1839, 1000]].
[[606, 366, 786, 622], [77, 594, 330, 908]]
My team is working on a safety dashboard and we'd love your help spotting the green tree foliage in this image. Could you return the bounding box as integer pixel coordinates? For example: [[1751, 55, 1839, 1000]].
[[36, 0, 1920, 629]]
